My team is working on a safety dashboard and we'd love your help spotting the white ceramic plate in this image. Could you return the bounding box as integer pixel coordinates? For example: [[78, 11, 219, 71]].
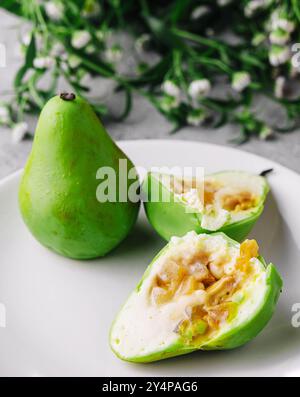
[[0, 139, 300, 377]]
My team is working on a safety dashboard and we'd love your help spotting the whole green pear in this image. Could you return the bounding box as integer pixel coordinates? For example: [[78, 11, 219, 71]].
[[19, 93, 140, 259]]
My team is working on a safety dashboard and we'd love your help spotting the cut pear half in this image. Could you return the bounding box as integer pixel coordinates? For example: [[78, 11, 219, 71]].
[[110, 232, 282, 363], [142, 171, 269, 242]]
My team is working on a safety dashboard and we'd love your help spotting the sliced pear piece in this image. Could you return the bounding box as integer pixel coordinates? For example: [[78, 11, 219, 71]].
[[19, 94, 140, 259], [142, 171, 269, 241], [110, 231, 282, 363]]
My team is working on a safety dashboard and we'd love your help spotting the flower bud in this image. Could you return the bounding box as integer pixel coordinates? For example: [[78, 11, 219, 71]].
[[232, 72, 251, 92], [71, 31, 91, 49], [161, 80, 181, 99], [188, 79, 211, 99]]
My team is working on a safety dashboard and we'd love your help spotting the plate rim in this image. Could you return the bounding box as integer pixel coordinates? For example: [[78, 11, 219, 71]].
[[1, 139, 299, 187]]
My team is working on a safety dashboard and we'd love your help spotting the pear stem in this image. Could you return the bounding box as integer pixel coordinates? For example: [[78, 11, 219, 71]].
[[60, 92, 76, 101], [259, 168, 273, 177]]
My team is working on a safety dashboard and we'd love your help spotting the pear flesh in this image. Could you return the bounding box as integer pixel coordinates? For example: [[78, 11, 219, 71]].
[[143, 171, 269, 242], [110, 231, 282, 363], [19, 94, 140, 259]]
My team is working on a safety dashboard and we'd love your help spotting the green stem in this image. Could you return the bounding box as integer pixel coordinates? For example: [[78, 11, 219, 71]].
[[190, 53, 232, 75], [27, 72, 45, 109], [171, 28, 229, 53], [292, 0, 300, 23]]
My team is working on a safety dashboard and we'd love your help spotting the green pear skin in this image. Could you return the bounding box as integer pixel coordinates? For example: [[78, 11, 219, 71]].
[[19, 94, 140, 259]]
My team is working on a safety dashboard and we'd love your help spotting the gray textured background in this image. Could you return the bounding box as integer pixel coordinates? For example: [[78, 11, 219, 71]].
[[1, 8, 300, 178]]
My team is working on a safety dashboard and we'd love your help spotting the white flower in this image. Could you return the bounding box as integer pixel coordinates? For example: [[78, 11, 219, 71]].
[[188, 79, 211, 99], [259, 125, 273, 140], [269, 45, 290, 66], [160, 81, 182, 111], [71, 31, 91, 49], [217, 0, 232, 6], [269, 28, 290, 45], [82, 2, 101, 18], [85, 44, 95, 54], [251, 33, 266, 46], [104, 45, 123, 63], [44, 2, 64, 21], [244, 0, 268, 18], [51, 42, 65, 57], [96, 30, 111, 42], [191, 6, 210, 20], [0, 106, 10, 124], [21, 32, 43, 51], [232, 71, 251, 92], [271, 13, 295, 33], [187, 115, 201, 127], [60, 61, 69, 72], [161, 80, 181, 99], [187, 109, 206, 126], [60, 52, 68, 62], [80, 71, 93, 85], [33, 56, 55, 69], [68, 54, 81, 69], [276, 19, 295, 33], [11, 122, 28, 144], [135, 34, 151, 53], [160, 96, 180, 112], [274, 76, 286, 98], [21, 33, 31, 46]]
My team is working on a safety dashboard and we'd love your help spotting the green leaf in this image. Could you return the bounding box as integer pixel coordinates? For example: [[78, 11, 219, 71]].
[[0, 0, 22, 16], [213, 111, 228, 128], [169, 0, 192, 24], [239, 52, 266, 70], [144, 16, 183, 49], [14, 33, 36, 89], [130, 55, 172, 86], [114, 87, 132, 121], [292, 0, 300, 23]]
